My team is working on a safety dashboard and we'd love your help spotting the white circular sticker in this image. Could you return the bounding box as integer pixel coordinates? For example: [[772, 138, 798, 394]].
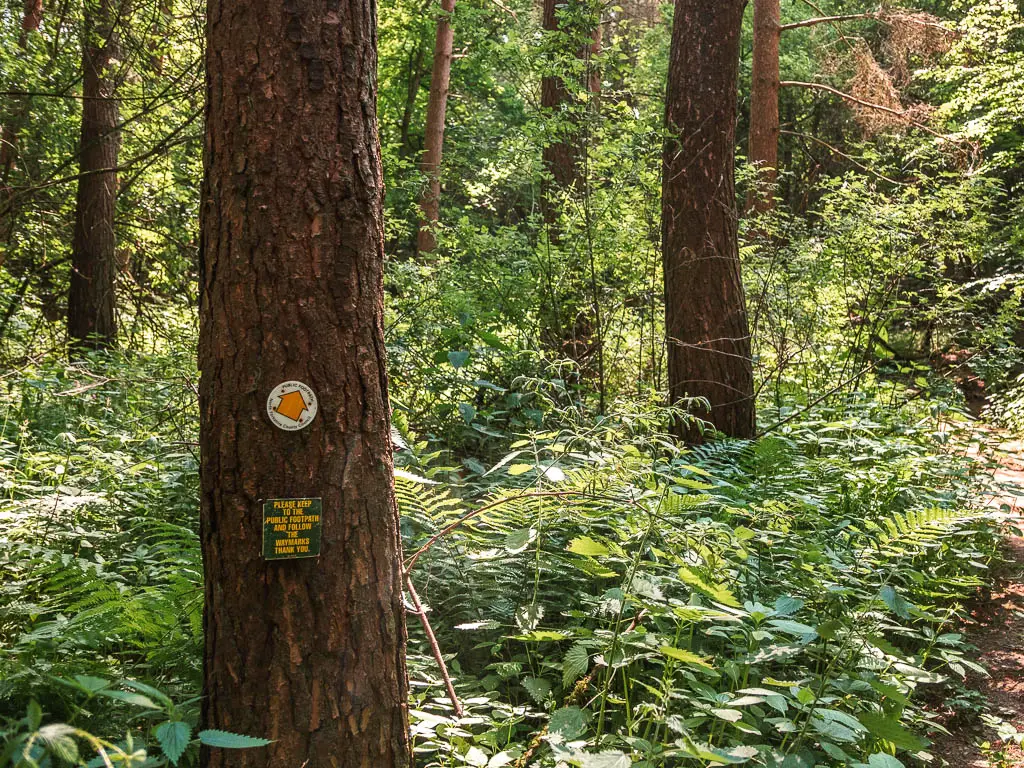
[[266, 380, 318, 431]]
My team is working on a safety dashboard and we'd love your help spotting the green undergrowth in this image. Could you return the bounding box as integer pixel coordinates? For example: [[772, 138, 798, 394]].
[[0, 353, 1018, 767]]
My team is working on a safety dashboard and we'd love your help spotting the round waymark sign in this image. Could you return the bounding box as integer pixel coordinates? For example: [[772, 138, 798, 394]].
[[266, 381, 318, 431]]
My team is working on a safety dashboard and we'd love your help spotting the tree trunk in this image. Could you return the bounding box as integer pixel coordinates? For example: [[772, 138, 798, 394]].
[[399, 42, 427, 159], [746, 0, 780, 214], [0, 0, 45, 260], [67, 0, 121, 353], [20, 0, 43, 44], [662, 0, 755, 440], [198, 0, 412, 760], [540, 0, 601, 207], [416, 0, 456, 254]]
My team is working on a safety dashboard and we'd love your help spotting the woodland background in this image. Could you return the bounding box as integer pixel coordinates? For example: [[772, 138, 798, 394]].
[[2, 0, 1024, 766]]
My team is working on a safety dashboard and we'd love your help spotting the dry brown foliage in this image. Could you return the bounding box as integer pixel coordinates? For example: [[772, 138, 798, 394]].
[[881, 9, 957, 85], [842, 10, 954, 136]]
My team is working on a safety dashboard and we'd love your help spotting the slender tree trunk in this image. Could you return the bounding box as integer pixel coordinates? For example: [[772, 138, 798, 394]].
[[0, 0, 45, 258], [541, 0, 576, 197], [399, 42, 426, 158], [746, 0, 780, 214], [538, 0, 602, 365], [540, 0, 601, 207], [67, 0, 121, 352], [198, 0, 412, 759], [662, 0, 755, 440], [416, 0, 456, 254]]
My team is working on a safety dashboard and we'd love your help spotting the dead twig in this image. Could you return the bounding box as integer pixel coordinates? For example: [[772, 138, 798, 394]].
[[406, 575, 464, 717]]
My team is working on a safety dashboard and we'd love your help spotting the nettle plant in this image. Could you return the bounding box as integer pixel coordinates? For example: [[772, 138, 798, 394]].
[[0, 680, 269, 767], [398, 400, 1008, 768]]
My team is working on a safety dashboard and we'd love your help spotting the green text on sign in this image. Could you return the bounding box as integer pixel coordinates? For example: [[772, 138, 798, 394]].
[[262, 498, 322, 560]]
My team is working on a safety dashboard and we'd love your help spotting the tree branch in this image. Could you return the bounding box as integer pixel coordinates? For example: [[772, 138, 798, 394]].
[[781, 12, 877, 31], [779, 80, 949, 141], [780, 129, 907, 185], [405, 576, 464, 717]]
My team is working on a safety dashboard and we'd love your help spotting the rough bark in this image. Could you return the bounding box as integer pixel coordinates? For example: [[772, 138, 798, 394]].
[[198, 0, 412, 760], [67, 0, 121, 352], [746, 0, 780, 214], [662, 0, 755, 440], [416, 0, 456, 254]]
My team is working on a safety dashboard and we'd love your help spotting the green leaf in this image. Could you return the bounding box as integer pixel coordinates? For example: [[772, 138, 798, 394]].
[[27, 700, 42, 730], [673, 477, 714, 490], [773, 596, 804, 616], [679, 737, 759, 764], [728, 695, 766, 706], [97, 689, 161, 709], [567, 537, 609, 557], [73, 675, 111, 694], [659, 645, 713, 669], [563, 642, 590, 687], [457, 402, 476, 424], [197, 729, 274, 748], [121, 679, 173, 707], [504, 528, 535, 554], [867, 753, 905, 768], [484, 450, 523, 476], [711, 708, 744, 722], [767, 619, 818, 638], [549, 706, 587, 740], [507, 463, 534, 476], [816, 708, 867, 733], [513, 629, 568, 641], [678, 566, 740, 607], [522, 676, 551, 705], [474, 330, 510, 350], [156, 721, 191, 765], [857, 712, 926, 751], [812, 715, 859, 743], [879, 586, 912, 619], [447, 351, 470, 368], [821, 742, 854, 763], [581, 751, 632, 768], [866, 678, 909, 706], [816, 620, 843, 640]]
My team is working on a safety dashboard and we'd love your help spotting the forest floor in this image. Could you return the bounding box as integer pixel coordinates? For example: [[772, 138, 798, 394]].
[[933, 431, 1024, 768]]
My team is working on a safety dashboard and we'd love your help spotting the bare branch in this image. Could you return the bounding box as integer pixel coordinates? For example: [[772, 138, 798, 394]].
[[405, 577, 464, 717], [781, 12, 877, 31], [779, 80, 949, 141], [780, 129, 908, 185]]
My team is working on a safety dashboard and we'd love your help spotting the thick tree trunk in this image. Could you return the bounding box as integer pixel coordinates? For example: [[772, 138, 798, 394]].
[[746, 0, 780, 214], [416, 0, 456, 254], [67, 0, 121, 352], [199, 0, 412, 761], [662, 0, 755, 440]]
